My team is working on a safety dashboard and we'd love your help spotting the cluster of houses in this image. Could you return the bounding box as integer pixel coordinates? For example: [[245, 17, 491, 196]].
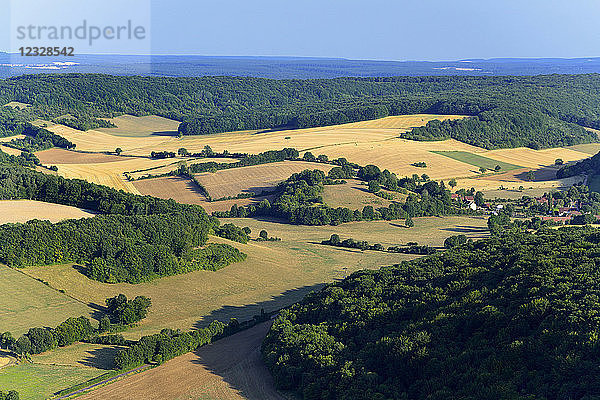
[[451, 193, 592, 223]]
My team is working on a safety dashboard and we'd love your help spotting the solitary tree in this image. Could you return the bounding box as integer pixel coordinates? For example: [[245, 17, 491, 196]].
[[178, 147, 189, 157], [368, 180, 381, 193], [555, 158, 564, 166], [115, 147, 122, 156], [259, 230, 268, 240], [329, 234, 341, 245], [303, 152, 316, 162], [479, 167, 487, 174], [448, 178, 457, 189], [405, 216, 414, 228], [494, 165, 501, 172]]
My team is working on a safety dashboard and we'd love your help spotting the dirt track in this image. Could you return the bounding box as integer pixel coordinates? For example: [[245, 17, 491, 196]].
[[80, 321, 284, 400]]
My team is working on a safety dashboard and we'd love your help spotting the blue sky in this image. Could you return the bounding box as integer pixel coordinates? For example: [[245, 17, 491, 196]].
[[2, 0, 600, 60]]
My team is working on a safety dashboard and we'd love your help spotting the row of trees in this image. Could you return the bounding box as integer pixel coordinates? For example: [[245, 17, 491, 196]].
[[322, 234, 436, 255], [54, 115, 115, 131], [1, 317, 94, 356], [114, 320, 227, 369], [3, 74, 600, 149], [263, 227, 600, 399]]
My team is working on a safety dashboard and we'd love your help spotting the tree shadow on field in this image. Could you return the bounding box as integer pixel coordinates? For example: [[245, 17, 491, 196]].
[[193, 284, 324, 330], [79, 345, 125, 370], [189, 284, 324, 399], [87, 302, 108, 321], [441, 225, 489, 234]]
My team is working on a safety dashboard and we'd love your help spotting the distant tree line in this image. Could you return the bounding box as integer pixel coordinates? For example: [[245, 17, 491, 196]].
[[2, 74, 600, 149]]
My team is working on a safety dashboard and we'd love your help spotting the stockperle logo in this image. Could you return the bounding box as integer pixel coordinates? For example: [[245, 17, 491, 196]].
[[9, 0, 151, 69]]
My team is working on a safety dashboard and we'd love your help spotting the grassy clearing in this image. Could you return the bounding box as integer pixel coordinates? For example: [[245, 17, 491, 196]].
[[0, 362, 103, 400], [431, 150, 522, 171], [322, 179, 402, 209], [22, 216, 488, 340], [0, 264, 95, 336], [32, 343, 125, 370], [0, 200, 96, 224]]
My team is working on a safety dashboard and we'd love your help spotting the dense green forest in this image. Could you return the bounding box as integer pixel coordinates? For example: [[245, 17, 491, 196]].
[[263, 227, 600, 400], [0, 158, 245, 283], [2, 74, 600, 148]]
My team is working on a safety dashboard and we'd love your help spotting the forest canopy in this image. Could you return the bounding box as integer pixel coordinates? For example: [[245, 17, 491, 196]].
[[263, 227, 600, 400], [2, 74, 600, 148]]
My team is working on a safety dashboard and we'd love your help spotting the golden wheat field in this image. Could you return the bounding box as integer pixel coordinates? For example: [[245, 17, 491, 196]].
[[194, 161, 333, 199], [0, 200, 96, 224], [97, 114, 181, 137], [35, 115, 597, 190]]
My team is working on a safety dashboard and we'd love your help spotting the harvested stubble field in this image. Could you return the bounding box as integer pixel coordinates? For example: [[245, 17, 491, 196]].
[[97, 114, 180, 137], [0, 264, 95, 336], [35, 148, 125, 164], [21, 216, 488, 340], [0, 200, 95, 224], [132, 176, 273, 213], [128, 157, 236, 180], [194, 160, 333, 199], [80, 321, 282, 400]]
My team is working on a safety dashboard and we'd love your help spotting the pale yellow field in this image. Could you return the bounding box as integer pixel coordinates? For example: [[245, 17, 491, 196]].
[[97, 114, 181, 137], [37, 115, 597, 185], [22, 216, 488, 339], [47, 157, 232, 193], [0, 145, 22, 156], [194, 161, 332, 199], [0, 200, 96, 224], [337, 114, 467, 129], [0, 135, 25, 143], [481, 147, 589, 169]]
